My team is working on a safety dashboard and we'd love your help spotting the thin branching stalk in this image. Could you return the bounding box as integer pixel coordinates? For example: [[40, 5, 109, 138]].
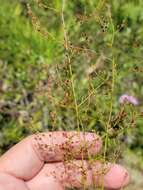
[[61, 0, 80, 132]]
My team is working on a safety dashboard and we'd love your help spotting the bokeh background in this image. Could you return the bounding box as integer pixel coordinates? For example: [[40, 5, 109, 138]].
[[0, 0, 143, 189]]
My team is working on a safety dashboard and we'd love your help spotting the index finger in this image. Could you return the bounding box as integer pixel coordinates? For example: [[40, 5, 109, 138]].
[[33, 131, 102, 162], [0, 131, 102, 181]]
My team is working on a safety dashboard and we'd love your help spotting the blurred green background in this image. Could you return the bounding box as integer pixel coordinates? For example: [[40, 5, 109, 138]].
[[0, 0, 143, 189]]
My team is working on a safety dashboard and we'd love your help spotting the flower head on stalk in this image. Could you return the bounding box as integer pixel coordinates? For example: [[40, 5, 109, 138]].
[[119, 94, 139, 106]]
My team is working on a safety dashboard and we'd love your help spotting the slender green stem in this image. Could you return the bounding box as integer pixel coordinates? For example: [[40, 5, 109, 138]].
[[61, 0, 80, 131]]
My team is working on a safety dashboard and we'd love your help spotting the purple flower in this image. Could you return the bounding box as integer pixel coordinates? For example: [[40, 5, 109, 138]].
[[119, 94, 139, 106]]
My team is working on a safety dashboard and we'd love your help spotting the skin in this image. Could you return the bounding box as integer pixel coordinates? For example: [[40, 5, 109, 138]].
[[0, 131, 130, 190]]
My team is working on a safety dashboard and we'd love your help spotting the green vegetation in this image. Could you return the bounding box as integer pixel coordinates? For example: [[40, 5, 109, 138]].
[[0, 0, 143, 188]]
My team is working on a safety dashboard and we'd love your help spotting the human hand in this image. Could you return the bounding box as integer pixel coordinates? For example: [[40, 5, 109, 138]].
[[0, 131, 130, 190]]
